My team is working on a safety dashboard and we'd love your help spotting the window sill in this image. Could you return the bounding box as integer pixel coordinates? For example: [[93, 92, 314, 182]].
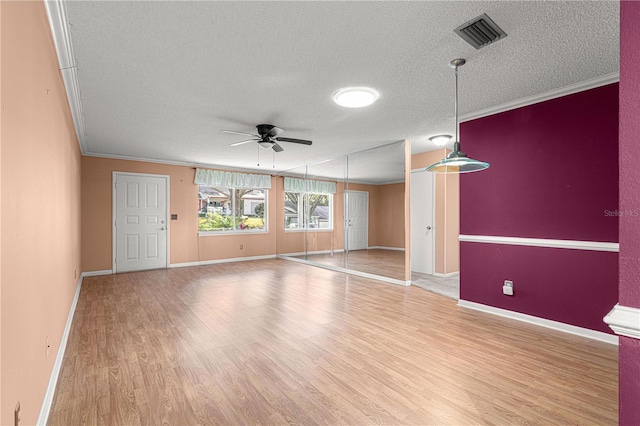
[[199, 230, 269, 237], [284, 229, 335, 233]]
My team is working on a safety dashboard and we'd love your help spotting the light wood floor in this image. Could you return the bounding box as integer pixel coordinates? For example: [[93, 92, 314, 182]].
[[49, 259, 618, 425], [292, 249, 406, 281]]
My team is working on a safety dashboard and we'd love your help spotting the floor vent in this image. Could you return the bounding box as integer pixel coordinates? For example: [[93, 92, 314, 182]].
[[454, 13, 507, 50]]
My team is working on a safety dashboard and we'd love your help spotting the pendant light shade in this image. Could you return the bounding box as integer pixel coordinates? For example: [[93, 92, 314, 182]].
[[426, 59, 489, 174]]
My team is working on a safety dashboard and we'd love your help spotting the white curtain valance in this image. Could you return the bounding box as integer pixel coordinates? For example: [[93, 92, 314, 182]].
[[194, 169, 272, 189], [284, 177, 336, 195]]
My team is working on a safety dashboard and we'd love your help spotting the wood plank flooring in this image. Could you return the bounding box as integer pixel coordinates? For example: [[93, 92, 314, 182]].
[[292, 249, 406, 281], [48, 259, 618, 425]]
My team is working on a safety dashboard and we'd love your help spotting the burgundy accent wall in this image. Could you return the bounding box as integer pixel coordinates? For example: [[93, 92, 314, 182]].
[[461, 84, 619, 242], [619, 2, 640, 424], [459, 83, 619, 333], [460, 244, 618, 333]]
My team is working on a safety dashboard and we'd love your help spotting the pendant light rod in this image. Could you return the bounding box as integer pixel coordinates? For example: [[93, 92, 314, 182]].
[[425, 58, 490, 174], [450, 58, 465, 144]]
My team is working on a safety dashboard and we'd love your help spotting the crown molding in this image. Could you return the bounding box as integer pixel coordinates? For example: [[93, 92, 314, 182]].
[[460, 72, 620, 123], [45, 0, 88, 154]]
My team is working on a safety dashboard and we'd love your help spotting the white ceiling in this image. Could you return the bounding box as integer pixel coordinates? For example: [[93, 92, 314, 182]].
[[60, 1, 619, 183]]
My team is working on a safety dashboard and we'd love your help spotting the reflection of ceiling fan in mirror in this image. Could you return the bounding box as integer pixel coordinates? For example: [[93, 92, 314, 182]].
[[222, 124, 312, 152]]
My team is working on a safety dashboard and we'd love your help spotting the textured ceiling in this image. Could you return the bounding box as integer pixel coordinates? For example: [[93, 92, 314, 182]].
[[63, 1, 619, 183]]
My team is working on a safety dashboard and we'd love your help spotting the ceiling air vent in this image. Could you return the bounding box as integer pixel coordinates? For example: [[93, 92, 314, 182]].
[[454, 13, 507, 50]]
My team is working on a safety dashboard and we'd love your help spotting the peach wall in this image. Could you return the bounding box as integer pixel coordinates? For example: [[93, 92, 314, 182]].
[[1, 2, 82, 424], [82, 157, 200, 270], [411, 149, 460, 274], [373, 183, 405, 248], [404, 140, 412, 280], [82, 158, 282, 270]]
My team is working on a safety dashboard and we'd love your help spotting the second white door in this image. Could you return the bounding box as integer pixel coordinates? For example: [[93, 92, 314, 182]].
[[345, 190, 368, 251], [411, 170, 434, 274]]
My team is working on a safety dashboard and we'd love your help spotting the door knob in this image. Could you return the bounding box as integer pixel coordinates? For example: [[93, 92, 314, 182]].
[[160, 227, 165, 231], [426, 226, 432, 230]]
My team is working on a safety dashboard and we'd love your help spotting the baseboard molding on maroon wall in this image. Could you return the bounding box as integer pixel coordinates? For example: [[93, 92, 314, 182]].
[[458, 299, 618, 345], [604, 304, 640, 339]]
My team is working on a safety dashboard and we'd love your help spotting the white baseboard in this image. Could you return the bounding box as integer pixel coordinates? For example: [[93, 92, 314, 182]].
[[170, 254, 276, 268], [458, 300, 618, 345], [81, 269, 112, 276], [604, 303, 640, 339], [433, 271, 460, 278], [278, 249, 345, 257], [168, 261, 202, 268], [367, 246, 405, 251], [278, 255, 411, 287], [37, 274, 84, 425]]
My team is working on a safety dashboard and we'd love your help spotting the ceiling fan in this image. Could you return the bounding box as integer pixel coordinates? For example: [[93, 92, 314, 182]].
[[222, 124, 312, 152]]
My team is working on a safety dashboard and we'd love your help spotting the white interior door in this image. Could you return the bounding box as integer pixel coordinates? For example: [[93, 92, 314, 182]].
[[411, 171, 434, 274], [346, 191, 368, 251], [114, 173, 169, 272]]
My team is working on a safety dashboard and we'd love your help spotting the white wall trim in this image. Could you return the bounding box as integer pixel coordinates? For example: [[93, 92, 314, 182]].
[[459, 235, 619, 253], [266, 249, 344, 258], [367, 246, 405, 251], [604, 304, 640, 340], [278, 255, 411, 287], [44, 0, 87, 154], [81, 269, 113, 277], [460, 72, 619, 123], [458, 300, 618, 345], [37, 274, 84, 425], [170, 254, 276, 268], [433, 271, 459, 278]]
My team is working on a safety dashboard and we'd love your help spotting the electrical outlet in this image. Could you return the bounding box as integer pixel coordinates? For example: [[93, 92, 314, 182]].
[[503, 280, 514, 296], [240, 244, 243, 250], [15, 401, 20, 426]]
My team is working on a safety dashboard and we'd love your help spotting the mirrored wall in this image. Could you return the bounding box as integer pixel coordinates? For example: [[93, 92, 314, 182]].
[[276, 140, 408, 284]]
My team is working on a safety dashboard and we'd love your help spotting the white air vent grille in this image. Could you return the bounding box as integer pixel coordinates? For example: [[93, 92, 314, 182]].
[[454, 13, 507, 50]]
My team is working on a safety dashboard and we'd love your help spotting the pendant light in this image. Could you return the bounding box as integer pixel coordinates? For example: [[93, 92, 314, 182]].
[[426, 59, 490, 173]]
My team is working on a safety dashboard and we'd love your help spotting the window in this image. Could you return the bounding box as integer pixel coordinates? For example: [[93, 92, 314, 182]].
[[199, 186, 267, 233], [284, 192, 333, 230]]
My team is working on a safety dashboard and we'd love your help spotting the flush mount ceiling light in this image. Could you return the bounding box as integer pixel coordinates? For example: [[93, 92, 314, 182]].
[[426, 59, 490, 174], [333, 87, 379, 108], [429, 134, 452, 146]]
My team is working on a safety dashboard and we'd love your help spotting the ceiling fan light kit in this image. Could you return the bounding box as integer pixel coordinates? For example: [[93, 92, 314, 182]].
[[426, 59, 490, 174], [333, 87, 379, 108], [222, 124, 312, 153]]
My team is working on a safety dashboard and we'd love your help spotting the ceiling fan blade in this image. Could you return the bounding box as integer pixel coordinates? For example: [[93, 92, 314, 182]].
[[229, 139, 258, 146], [221, 130, 258, 137], [272, 142, 284, 152], [267, 126, 284, 137], [276, 137, 312, 145]]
